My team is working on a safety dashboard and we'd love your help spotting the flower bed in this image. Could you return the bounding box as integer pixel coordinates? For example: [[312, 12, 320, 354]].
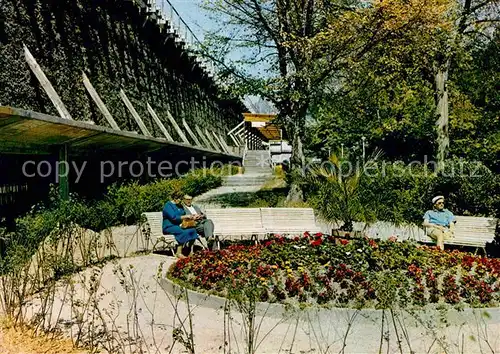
[[167, 233, 500, 308]]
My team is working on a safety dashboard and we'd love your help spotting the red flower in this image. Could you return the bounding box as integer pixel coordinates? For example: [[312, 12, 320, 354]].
[[310, 238, 323, 247], [339, 239, 349, 245], [303, 231, 311, 238]]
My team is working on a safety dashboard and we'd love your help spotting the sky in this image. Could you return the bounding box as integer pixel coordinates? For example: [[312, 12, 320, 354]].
[[157, 0, 213, 43], [155, 0, 278, 113]]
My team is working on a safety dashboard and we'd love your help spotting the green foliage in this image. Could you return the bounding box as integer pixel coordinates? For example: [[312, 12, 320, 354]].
[[305, 152, 382, 230], [93, 168, 228, 228], [358, 159, 500, 226], [0, 167, 233, 274]]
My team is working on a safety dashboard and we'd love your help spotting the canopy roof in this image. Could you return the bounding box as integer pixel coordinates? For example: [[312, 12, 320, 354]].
[[243, 113, 282, 141], [0, 106, 239, 159]]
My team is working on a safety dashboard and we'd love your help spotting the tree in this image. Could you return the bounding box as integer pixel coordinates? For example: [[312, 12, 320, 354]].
[[199, 0, 455, 202], [432, 0, 500, 171]]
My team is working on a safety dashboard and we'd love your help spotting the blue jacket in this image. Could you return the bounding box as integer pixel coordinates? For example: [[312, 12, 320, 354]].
[[423, 209, 456, 227], [162, 201, 184, 231]]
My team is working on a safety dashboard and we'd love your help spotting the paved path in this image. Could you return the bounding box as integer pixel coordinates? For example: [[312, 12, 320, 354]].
[[22, 254, 500, 354], [195, 150, 273, 209]]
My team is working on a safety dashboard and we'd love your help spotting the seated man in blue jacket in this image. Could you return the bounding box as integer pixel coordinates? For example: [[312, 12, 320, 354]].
[[422, 195, 456, 250]]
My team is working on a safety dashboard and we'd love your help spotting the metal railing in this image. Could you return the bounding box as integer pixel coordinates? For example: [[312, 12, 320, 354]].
[[150, 0, 217, 77]]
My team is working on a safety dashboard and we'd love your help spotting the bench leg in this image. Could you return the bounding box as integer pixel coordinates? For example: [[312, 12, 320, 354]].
[[212, 236, 221, 251]]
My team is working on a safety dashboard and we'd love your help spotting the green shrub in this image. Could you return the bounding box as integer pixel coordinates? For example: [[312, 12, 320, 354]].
[[358, 159, 499, 226], [1, 166, 232, 265], [304, 157, 499, 227], [434, 159, 500, 217]]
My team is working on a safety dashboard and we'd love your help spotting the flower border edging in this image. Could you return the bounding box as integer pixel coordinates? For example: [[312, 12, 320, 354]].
[[160, 277, 500, 325]]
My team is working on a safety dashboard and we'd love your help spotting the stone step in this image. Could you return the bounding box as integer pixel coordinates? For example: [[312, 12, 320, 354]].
[[223, 176, 270, 186], [244, 170, 272, 174], [224, 176, 270, 181], [223, 181, 268, 186]]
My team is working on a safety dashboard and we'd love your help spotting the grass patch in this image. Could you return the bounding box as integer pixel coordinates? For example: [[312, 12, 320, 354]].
[[0, 318, 88, 353]]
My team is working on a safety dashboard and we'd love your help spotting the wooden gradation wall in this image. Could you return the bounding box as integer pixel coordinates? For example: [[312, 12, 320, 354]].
[[0, 0, 244, 136], [0, 0, 246, 225]]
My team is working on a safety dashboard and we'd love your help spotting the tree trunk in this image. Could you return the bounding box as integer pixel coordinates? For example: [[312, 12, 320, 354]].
[[434, 59, 450, 173], [286, 123, 306, 203]]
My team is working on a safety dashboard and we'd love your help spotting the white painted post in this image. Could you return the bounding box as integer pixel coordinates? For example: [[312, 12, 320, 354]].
[[212, 131, 230, 153], [217, 131, 231, 152], [182, 118, 202, 146], [165, 109, 190, 144], [24, 45, 73, 120], [205, 128, 221, 152], [195, 125, 215, 150]]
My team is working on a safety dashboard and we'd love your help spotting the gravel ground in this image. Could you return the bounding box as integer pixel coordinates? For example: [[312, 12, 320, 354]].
[[18, 254, 500, 354]]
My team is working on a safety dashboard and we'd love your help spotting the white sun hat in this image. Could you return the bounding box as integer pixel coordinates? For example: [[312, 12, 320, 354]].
[[432, 195, 445, 204]]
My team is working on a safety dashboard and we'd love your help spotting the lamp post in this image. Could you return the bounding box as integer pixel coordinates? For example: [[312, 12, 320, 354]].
[[341, 143, 344, 158]]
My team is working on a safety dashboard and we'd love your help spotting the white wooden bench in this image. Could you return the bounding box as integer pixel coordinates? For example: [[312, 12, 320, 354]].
[[204, 208, 267, 241], [142, 208, 267, 252], [260, 208, 322, 235], [141, 212, 177, 252], [419, 216, 498, 253], [142, 207, 324, 252]]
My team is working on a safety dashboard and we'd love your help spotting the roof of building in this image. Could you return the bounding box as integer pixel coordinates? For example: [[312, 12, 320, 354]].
[[0, 106, 239, 159], [243, 113, 282, 141]]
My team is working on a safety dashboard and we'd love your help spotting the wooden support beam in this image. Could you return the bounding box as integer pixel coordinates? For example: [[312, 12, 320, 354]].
[[58, 144, 69, 200], [212, 131, 230, 154], [195, 125, 215, 150], [24, 45, 73, 120], [228, 133, 240, 147], [82, 72, 120, 130], [217, 131, 231, 152], [205, 128, 222, 152], [165, 109, 190, 145], [147, 103, 173, 141], [182, 118, 202, 147], [119, 90, 152, 136]]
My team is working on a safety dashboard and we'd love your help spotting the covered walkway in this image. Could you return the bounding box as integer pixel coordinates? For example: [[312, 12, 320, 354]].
[[0, 106, 242, 224]]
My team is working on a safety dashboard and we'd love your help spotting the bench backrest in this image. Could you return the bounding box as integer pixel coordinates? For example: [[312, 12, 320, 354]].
[[205, 208, 266, 235], [142, 207, 322, 238], [142, 212, 163, 239], [421, 215, 497, 246], [260, 208, 321, 233]]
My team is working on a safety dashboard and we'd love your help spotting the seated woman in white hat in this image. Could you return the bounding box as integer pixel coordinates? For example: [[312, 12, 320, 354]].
[[422, 195, 456, 250]]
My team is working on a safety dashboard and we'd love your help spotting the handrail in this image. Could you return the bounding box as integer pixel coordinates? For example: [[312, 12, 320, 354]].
[[242, 143, 248, 166], [228, 120, 245, 135], [154, 0, 217, 76]]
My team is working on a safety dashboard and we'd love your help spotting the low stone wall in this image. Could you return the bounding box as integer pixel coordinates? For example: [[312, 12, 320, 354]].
[[160, 275, 500, 352], [24, 223, 152, 294]]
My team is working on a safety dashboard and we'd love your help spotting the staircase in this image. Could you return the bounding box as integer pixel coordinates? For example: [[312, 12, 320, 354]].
[[222, 150, 272, 187], [243, 150, 273, 174]]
